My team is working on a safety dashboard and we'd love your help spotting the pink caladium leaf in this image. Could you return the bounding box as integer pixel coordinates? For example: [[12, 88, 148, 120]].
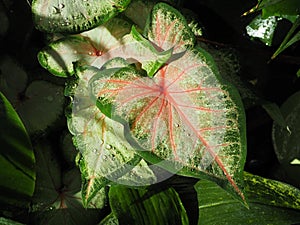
[[88, 3, 247, 203]]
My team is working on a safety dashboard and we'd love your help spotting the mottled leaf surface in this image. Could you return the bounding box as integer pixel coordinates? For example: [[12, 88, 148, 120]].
[[92, 2, 246, 202], [67, 65, 157, 205], [32, 0, 131, 33]]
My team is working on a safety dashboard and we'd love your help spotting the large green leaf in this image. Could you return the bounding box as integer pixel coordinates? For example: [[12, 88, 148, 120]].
[[196, 173, 300, 225], [32, 0, 131, 33], [108, 186, 189, 225], [0, 92, 35, 209], [38, 18, 132, 77], [91, 3, 247, 203], [30, 140, 106, 225]]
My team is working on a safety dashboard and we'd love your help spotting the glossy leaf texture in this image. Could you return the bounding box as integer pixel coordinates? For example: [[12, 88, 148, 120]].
[[38, 18, 132, 77], [196, 172, 300, 225], [92, 2, 247, 202], [108, 186, 189, 225], [32, 0, 131, 33], [0, 92, 35, 209], [67, 65, 157, 205]]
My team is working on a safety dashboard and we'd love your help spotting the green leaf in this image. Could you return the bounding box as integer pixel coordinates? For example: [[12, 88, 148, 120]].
[[67, 65, 157, 206], [260, 0, 300, 20], [196, 174, 300, 225], [16, 80, 65, 135], [246, 15, 277, 46], [38, 18, 132, 77], [91, 3, 247, 203], [109, 186, 189, 225], [131, 25, 173, 77], [262, 102, 289, 129], [272, 90, 300, 163], [0, 92, 35, 209], [244, 172, 300, 209], [32, 0, 131, 33], [297, 68, 300, 77], [30, 140, 106, 225], [0, 217, 25, 225], [98, 212, 119, 225], [271, 16, 300, 59]]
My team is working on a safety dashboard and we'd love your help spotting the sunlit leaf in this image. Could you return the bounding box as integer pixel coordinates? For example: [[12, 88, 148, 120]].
[[0, 92, 35, 209], [109, 186, 189, 225], [32, 0, 131, 33], [246, 15, 277, 46], [144, 2, 195, 52], [91, 2, 246, 202], [38, 18, 132, 77], [67, 65, 157, 205]]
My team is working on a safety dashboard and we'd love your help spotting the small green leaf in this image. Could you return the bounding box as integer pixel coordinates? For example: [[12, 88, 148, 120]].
[[32, 0, 131, 33], [98, 212, 119, 225], [262, 102, 289, 129], [0, 92, 35, 209], [272, 91, 300, 163], [246, 15, 277, 46], [109, 186, 189, 225], [196, 173, 300, 225], [131, 26, 174, 77], [297, 68, 300, 77]]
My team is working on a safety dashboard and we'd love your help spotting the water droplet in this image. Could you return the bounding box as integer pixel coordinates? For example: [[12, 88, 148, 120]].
[[59, 3, 65, 9], [106, 144, 112, 150], [175, 123, 180, 128]]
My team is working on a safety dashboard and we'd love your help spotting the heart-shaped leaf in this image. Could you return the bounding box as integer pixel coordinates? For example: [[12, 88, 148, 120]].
[[30, 140, 106, 225], [38, 18, 132, 77], [32, 0, 131, 33], [90, 2, 246, 202]]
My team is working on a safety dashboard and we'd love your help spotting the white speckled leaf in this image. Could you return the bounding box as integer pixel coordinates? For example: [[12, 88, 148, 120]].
[[90, 3, 247, 202], [67, 65, 156, 205], [32, 0, 131, 33]]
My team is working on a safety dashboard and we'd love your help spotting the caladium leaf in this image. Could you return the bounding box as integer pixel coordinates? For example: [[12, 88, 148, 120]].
[[32, 0, 131, 33], [144, 2, 195, 53], [30, 140, 106, 225], [67, 65, 157, 205], [38, 18, 132, 77], [90, 3, 246, 202]]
